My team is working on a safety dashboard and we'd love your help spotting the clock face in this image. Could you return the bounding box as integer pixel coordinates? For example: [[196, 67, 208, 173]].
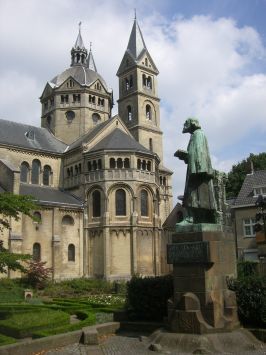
[[66, 110, 75, 121]]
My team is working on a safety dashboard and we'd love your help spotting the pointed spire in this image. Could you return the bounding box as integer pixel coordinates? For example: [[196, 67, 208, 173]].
[[71, 22, 88, 67], [86, 42, 97, 72], [127, 16, 147, 60], [74, 22, 85, 49]]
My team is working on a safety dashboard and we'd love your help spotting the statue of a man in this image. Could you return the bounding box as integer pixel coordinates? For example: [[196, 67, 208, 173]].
[[175, 118, 217, 224]]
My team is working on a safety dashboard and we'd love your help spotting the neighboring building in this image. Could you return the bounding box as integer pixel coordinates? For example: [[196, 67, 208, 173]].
[[232, 170, 266, 261], [0, 18, 173, 280]]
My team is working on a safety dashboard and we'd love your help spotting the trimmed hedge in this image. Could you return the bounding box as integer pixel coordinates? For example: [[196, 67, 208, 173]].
[[0, 334, 16, 346], [0, 309, 69, 338], [32, 309, 96, 338], [126, 274, 173, 321]]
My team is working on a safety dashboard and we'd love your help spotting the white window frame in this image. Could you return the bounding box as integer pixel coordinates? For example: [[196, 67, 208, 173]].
[[243, 217, 256, 237]]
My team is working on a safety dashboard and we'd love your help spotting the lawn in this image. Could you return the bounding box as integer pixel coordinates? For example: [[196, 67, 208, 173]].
[[0, 278, 126, 345]]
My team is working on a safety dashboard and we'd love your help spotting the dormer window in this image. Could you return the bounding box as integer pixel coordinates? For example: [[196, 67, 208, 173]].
[[254, 187, 266, 197], [25, 130, 35, 140]]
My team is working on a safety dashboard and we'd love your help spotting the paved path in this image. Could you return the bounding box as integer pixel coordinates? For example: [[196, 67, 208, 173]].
[[44, 332, 266, 355]]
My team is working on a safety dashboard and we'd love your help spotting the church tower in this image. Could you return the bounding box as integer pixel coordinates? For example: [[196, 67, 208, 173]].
[[117, 17, 163, 161], [40, 25, 113, 144]]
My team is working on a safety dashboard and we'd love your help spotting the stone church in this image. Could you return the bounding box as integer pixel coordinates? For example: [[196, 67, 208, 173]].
[[0, 18, 173, 280]]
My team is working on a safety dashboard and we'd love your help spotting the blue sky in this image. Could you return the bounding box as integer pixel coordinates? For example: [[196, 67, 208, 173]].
[[0, 0, 265, 199]]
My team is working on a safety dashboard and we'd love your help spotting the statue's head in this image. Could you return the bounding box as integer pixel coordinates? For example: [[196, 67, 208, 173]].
[[182, 118, 201, 133]]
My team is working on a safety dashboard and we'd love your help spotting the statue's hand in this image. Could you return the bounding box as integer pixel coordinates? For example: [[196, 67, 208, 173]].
[[174, 149, 188, 162]]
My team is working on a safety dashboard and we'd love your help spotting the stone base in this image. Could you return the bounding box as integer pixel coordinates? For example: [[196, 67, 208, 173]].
[[144, 328, 265, 354]]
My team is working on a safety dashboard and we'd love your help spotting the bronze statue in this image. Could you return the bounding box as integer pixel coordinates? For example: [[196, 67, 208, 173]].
[[175, 118, 217, 224]]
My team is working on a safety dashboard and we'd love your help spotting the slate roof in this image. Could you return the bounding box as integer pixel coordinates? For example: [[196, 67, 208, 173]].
[[67, 117, 113, 151], [20, 184, 83, 208], [127, 18, 147, 60], [0, 119, 67, 154], [234, 170, 266, 207], [89, 128, 153, 155], [50, 66, 108, 90]]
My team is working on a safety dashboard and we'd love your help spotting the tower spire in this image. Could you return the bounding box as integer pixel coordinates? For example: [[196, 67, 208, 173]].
[[86, 42, 97, 72], [126, 16, 147, 60], [71, 22, 88, 66]]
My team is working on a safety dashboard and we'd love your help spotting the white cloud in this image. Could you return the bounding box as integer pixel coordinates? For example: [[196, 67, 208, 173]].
[[0, 1, 265, 200]]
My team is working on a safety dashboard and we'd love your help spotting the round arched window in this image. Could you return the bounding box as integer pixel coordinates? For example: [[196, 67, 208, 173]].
[[62, 215, 75, 226], [65, 111, 75, 122]]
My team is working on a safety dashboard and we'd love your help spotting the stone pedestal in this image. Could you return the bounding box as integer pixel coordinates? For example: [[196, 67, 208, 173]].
[[167, 224, 239, 334]]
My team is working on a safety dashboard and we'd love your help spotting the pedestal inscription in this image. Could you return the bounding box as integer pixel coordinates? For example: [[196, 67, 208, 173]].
[[167, 241, 210, 264]]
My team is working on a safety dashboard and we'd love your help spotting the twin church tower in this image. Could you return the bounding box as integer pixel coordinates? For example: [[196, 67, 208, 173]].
[[40, 18, 163, 161], [0, 17, 172, 280]]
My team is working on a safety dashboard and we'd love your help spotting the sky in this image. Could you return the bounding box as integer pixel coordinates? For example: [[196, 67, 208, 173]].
[[0, 0, 266, 200]]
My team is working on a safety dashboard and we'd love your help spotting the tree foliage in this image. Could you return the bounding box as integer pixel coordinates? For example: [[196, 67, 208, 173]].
[[226, 153, 266, 199], [0, 240, 30, 274], [0, 192, 38, 273], [0, 192, 37, 231], [24, 260, 53, 289]]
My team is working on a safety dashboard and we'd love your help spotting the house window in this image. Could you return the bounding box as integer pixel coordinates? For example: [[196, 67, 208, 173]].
[[243, 218, 256, 237], [146, 105, 152, 120], [243, 249, 258, 261], [92, 113, 101, 125], [62, 215, 74, 225], [141, 190, 148, 216], [110, 158, 115, 169], [31, 159, 41, 184], [68, 244, 75, 261], [149, 138, 153, 151], [47, 115, 52, 128], [20, 162, 30, 183], [117, 158, 123, 169], [125, 78, 129, 91], [124, 158, 130, 169], [66, 110, 75, 122], [92, 190, 101, 217], [116, 189, 126, 216], [61, 95, 69, 103], [33, 211, 42, 224], [89, 95, 96, 104], [73, 94, 80, 103], [43, 165, 52, 186], [129, 75, 133, 88], [254, 187, 266, 196], [33, 243, 41, 261], [127, 106, 132, 121]]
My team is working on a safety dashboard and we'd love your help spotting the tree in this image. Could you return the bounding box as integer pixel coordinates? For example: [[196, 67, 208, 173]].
[[0, 192, 38, 273], [24, 260, 53, 289], [0, 240, 30, 273], [0, 193, 37, 231], [226, 153, 266, 199]]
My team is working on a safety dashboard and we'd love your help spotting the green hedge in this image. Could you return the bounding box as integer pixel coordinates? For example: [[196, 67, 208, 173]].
[[0, 334, 16, 346], [0, 309, 69, 338], [126, 274, 173, 321], [228, 262, 266, 327], [32, 310, 96, 338]]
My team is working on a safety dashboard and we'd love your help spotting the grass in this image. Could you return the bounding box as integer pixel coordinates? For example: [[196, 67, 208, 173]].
[[0, 309, 69, 338], [0, 278, 126, 343]]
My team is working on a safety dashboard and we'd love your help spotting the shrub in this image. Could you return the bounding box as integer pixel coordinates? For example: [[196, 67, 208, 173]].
[[237, 261, 258, 278], [0, 309, 69, 338], [0, 334, 16, 346], [126, 274, 173, 321], [24, 260, 53, 289], [228, 275, 266, 327]]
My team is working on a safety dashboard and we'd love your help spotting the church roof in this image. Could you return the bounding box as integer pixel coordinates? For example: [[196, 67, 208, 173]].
[[67, 118, 112, 152], [233, 170, 266, 207], [20, 184, 83, 208], [127, 18, 147, 60], [0, 119, 67, 154], [50, 66, 108, 90], [89, 128, 153, 155]]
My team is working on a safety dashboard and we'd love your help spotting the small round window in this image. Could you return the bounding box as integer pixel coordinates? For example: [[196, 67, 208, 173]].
[[66, 111, 75, 122]]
